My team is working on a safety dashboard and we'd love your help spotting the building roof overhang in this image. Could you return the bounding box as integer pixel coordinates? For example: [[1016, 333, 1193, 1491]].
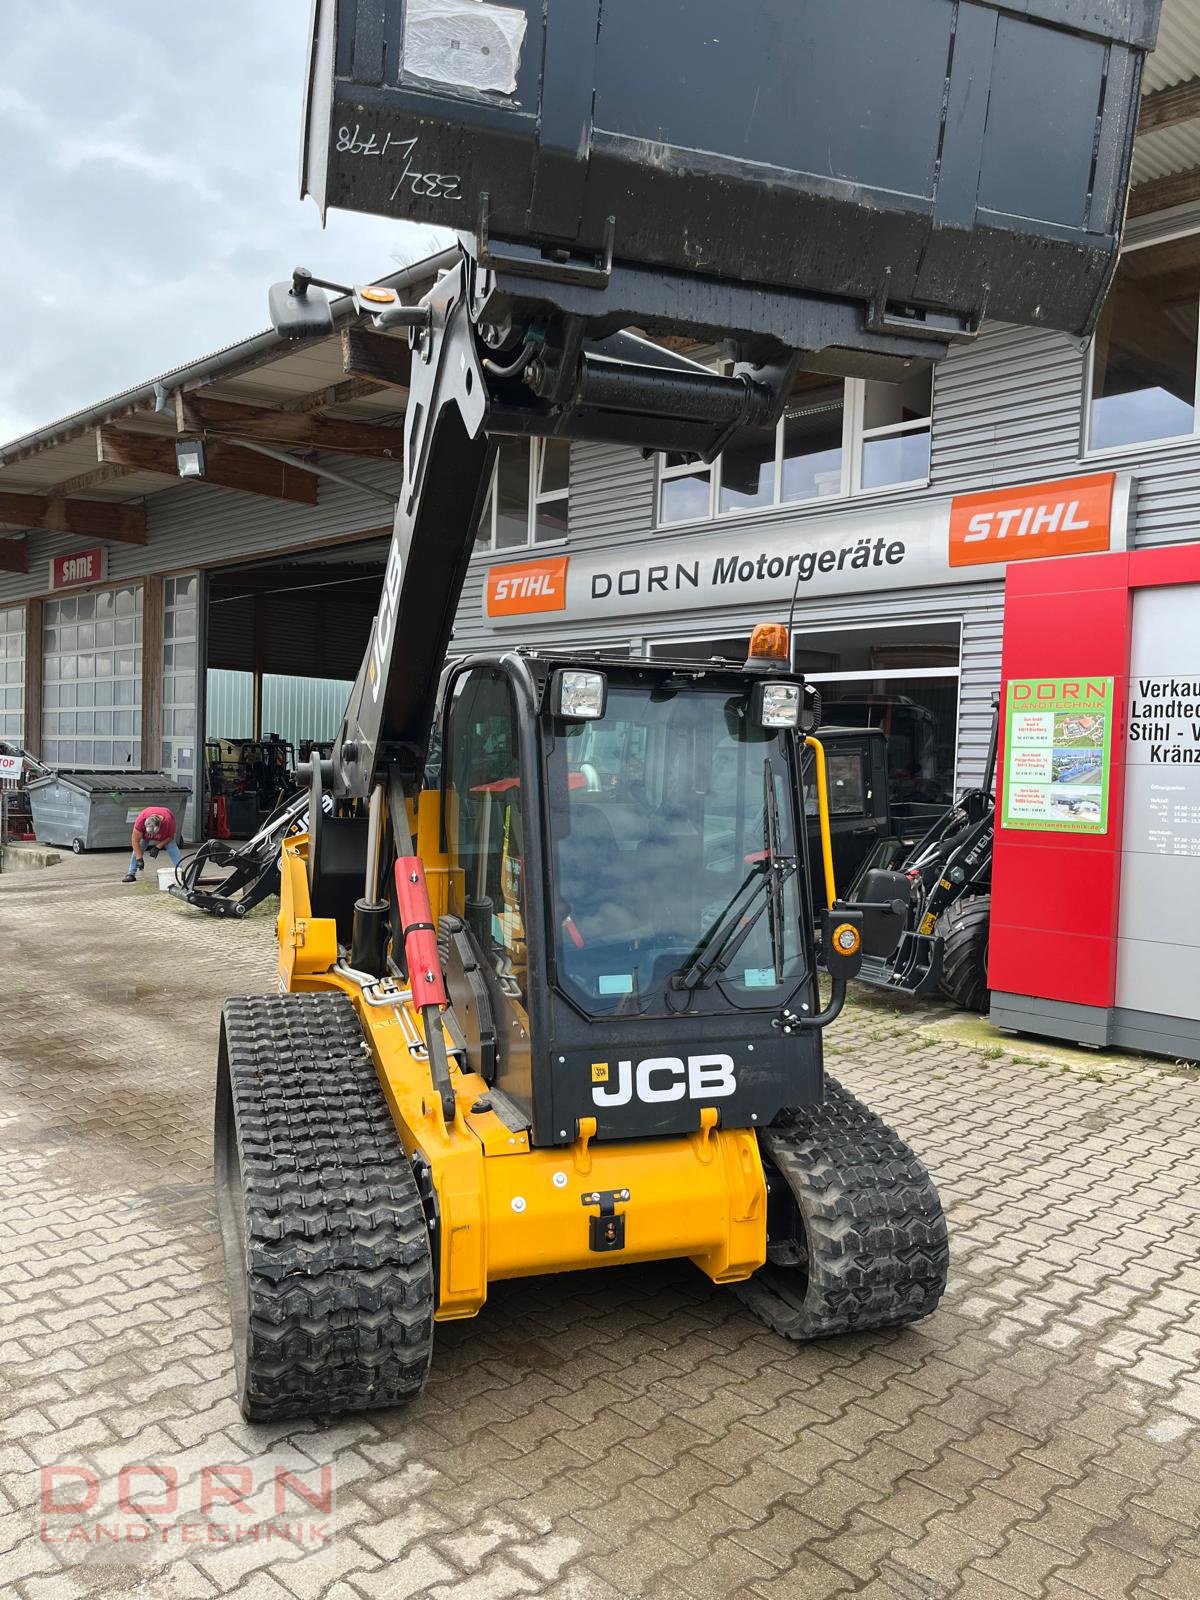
[[0, 251, 457, 574]]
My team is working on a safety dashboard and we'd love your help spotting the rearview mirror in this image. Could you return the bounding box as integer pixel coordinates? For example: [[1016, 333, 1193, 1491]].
[[268, 276, 335, 341]]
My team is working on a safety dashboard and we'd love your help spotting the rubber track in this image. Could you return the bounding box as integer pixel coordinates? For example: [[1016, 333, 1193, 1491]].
[[734, 1077, 948, 1340], [217, 993, 434, 1420], [936, 893, 991, 1013]]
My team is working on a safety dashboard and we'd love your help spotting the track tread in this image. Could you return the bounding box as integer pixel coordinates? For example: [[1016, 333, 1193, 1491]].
[[215, 993, 434, 1421], [734, 1077, 948, 1341], [936, 892, 991, 1013]]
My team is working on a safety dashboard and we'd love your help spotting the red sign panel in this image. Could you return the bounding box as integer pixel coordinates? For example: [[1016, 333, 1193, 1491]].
[[50, 546, 108, 591], [485, 555, 569, 617], [949, 473, 1116, 568]]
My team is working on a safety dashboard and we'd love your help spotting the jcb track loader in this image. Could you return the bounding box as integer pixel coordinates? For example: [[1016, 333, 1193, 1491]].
[[213, 0, 1159, 1419]]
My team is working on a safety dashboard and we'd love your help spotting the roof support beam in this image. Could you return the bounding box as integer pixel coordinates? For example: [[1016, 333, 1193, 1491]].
[[0, 491, 147, 544], [95, 428, 318, 505], [341, 326, 413, 390], [174, 393, 405, 457], [1127, 165, 1200, 218], [278, 376, 384, 413], [55, 462, 138, 497], [0, 539, 27, 572], [1139, 76, 1200, 136]]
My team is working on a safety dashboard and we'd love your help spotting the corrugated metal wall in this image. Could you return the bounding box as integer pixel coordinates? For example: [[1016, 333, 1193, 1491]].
[[930, 325, 1086, 489], [570, 441, 657, 541], [205, 669, 253, 738], [205, 669, 353, 750], [261, 675, 353, 749]]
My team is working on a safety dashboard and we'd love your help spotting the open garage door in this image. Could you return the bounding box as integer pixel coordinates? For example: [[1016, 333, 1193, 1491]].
[[203, 538, 386, 836]]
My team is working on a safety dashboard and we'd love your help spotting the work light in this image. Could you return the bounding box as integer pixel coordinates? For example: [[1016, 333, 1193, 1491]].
[[552, 668, 607, 721], [755, 680, 801, 728], [175, 439, 207, 479]]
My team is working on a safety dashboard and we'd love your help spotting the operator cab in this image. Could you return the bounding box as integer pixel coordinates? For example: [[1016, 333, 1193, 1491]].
[[437, 641, 830, 1147]]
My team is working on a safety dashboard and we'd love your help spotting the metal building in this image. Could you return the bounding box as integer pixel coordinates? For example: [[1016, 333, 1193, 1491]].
[[2, 4, 1200, 841]]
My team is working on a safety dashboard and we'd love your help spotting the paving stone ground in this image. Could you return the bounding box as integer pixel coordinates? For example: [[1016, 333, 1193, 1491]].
[[2, 851, 1199, 1600]]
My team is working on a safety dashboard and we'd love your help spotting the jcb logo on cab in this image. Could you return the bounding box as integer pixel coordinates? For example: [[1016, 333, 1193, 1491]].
[[590, 1054, 738, 1106]]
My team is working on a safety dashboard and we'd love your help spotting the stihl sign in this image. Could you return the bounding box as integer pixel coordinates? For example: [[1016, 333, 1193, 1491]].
[[485, 556, 568, 618], [481, 475, 1130, 627], [49, 547, 107, 591], [949, 474, 1115, 568]]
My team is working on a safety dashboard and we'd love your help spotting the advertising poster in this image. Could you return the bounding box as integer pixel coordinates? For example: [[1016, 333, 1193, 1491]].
[[1001, 677, 1114, 833]]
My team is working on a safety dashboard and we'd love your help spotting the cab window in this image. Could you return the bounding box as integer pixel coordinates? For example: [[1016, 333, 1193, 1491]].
[[444, 669, 528, 1005], [548, 680, 804, 1016], [827, 753, 867, 816]]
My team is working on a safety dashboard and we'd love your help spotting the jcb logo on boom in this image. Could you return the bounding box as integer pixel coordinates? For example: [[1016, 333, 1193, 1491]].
[[368, 539, 405, 703], [590, 1054, 737, 1106]]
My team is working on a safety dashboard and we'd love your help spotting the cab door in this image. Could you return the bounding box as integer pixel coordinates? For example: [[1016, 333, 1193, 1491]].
[[442, 666, 535, 1114]]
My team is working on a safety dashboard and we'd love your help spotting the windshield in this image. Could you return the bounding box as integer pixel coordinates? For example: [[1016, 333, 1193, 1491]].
[[547, 678, 806, 1016]]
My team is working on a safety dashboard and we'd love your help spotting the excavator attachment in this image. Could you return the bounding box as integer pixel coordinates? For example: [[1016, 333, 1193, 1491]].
[[302, 0, 1160, 371]]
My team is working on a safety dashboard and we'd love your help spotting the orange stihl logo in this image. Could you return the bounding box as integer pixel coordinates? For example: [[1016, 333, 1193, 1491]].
[[948, 474, 1116, 568], [486, 556, 569, 617]]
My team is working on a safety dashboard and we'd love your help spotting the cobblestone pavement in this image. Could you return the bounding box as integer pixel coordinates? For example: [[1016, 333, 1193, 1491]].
[[2, 853, 1199, 1600]]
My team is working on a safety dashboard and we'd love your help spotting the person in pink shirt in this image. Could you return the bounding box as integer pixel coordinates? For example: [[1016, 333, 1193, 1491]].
[[122, 805, 182, 883]]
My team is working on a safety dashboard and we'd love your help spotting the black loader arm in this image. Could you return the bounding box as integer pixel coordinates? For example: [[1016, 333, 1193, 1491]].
[[313, 248, 810, 802], [333, 263, 493, 799]]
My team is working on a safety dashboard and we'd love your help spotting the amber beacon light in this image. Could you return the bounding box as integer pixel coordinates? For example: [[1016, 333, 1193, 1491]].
[[747, 622, 790, 663]]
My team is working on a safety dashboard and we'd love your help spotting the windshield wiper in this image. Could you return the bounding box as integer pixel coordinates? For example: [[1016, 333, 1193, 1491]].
[[672, 761, 796, 993], [671, 867, 771, 992], [762, 758, 787, 985]]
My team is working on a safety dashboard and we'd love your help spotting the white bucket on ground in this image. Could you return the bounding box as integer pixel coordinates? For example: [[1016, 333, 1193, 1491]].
[[157, 867, 175, 892]]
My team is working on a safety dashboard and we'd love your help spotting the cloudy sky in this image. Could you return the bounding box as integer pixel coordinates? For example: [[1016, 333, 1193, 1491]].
[[0, 1, 449, 446]]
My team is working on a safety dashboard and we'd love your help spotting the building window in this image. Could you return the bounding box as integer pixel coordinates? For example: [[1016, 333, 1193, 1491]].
[[0, 605, 24, 744], [41, 586, 143, 770], [476, 438, 570, 549], [793, 619, 961, 823], [1089, 234, 1200, 453], [657, 370, 931, 526], [860, 367, 934, 491]]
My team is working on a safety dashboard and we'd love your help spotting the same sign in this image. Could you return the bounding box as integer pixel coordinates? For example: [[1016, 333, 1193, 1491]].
[[49, 546, 108, 591]]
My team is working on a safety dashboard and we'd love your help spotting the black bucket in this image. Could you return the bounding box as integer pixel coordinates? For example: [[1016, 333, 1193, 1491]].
[[302, 0, 1160, 353]]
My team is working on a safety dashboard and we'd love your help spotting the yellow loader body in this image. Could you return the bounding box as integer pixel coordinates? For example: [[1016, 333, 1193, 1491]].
[[275, 800, 767, 1322]]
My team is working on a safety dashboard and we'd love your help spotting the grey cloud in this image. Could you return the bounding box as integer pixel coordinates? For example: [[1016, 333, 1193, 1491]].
[[0, 0, 449, 444]]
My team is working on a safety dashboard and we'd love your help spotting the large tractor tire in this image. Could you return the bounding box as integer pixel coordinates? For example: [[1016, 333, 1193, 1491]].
[[734, 1079, 948, 1340], [214, 993, 434, 1422], [936, 892, 991, 1013]]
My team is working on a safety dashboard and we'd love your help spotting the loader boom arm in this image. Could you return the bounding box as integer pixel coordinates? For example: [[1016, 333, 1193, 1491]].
[[326, 252, 810, 799], [333, 265, 493, 796]]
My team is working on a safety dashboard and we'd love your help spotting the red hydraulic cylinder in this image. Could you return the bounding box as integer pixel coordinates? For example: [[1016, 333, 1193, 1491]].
[[394, 857, 448, 1008]]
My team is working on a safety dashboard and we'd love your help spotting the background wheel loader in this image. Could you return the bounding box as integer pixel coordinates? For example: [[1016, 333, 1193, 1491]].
[[212, 0, 1160, 1420], [849, 703, 1000, 1013]]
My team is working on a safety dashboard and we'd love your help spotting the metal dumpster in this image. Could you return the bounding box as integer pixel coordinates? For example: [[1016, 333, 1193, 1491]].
[[302, 0, 1162, 362], [26, 771, 191, 853]]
